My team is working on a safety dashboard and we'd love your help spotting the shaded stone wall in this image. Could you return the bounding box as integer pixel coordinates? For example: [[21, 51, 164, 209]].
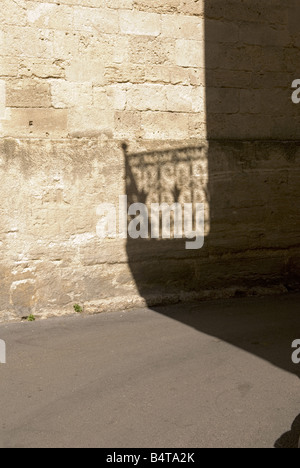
[[0, 1, 299, 320]]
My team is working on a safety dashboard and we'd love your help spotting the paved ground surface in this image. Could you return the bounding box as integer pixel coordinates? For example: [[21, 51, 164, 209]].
[[0, 293, 299, 448]]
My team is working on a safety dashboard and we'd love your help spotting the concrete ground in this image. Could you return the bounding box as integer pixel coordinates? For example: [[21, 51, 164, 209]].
[[0, 293, 299, 448]]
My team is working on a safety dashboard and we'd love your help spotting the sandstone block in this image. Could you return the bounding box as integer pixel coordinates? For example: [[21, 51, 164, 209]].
[[109, 85, 128, 110], [126, 84, 166, 111], [179, 0, 205, 17], [133, 0, 180, 14], [2, 26, 54, 59], [129, 37, 175, 65], [207, 113, 272, 139], [188, 68, 205, 86], [6, 79, 51, 108], [206, 69, 252, 88], [166, 85, 193, 112], [53, 31, 79, 60], [166, 85, 205, 113], [26, 0, 105, 5], [77, 34, 115, 63], [251, 71, 290, 89], [114, 111, 142, 139], [205, 0, 258, 23], [66, 59, 105, 85], [93, 88, 110, 110], [73, 7, 118, 34], [18, 59, 66, 79], [205, 19, 239, 43], [51, 80, 93, 108], [0, 81, 6, 119], [113, 36, 130, 64], [10, 280, 36, 313], [67, 107, 114, 137], [105, 66, 145, 84], [145, 65, 171, 84], [0, 0, 27, 26], [94, 85, 127, 111], [206, 87, 239, 114], [0, 58, 19, 78], [2, 108, 68, 138], [240, 89, 261, 114], [188, 113, 206, 139], [217, 43, 262, 72], [26, 2, 73, 30], [107, 0, 133, 8], [171, 66, 193, 85]]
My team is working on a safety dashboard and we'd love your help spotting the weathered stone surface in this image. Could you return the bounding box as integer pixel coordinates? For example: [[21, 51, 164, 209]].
[[126, 84, 166, 111], [73, 7, 118, 34], [2, 108, 68, 138], [141, 112, 190, 139], [50, 81, 93, 109], [0, 136, 298, 320], [134, 0, 181, 14], [161, 14, 204, 41], [0, 1, 299, 320], [6, 79, 51, 108]]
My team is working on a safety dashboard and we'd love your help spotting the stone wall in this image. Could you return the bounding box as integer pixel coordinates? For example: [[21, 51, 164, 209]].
[[205, 0, 300, 139], [0, 0, 206, 140], [0, 1, 299, 320]]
